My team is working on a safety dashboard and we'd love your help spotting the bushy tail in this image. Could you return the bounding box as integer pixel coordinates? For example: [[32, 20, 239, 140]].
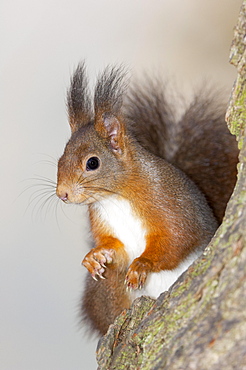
[[125, 80, 239, 223]]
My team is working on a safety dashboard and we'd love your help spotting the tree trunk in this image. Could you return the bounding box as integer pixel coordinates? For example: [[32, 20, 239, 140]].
[[96, 2, 246, 369]]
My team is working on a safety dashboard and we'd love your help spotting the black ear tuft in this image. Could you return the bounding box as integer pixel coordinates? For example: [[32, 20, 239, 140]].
[[94, 66, 127, 118], [67, 62, 92, 133]]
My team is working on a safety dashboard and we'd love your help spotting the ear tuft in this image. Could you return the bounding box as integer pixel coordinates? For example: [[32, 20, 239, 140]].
[[94, 66, 126, 117], [67, 62, 92, 133], [93, 66, 127, 155]]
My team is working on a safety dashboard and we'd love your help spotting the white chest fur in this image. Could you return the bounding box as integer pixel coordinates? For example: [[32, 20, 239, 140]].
[[91, 196, 201, 299], [92, 196, 147, 262], [133, 249, 202, 299]]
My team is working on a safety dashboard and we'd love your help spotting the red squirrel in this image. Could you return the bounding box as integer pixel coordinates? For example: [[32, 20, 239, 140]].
[[56, 63, 238, 335]]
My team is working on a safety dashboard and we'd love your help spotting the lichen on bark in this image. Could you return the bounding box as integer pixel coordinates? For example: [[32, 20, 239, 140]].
[[97, 2, 246, 369], [226, 0, 246, 146]]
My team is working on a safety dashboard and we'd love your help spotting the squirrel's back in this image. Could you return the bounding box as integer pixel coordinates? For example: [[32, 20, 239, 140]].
[[126, 81, 239, 223]]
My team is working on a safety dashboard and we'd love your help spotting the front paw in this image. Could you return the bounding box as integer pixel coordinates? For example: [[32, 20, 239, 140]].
[[82, 248, 115, 280], [125, 257, 153, 290]]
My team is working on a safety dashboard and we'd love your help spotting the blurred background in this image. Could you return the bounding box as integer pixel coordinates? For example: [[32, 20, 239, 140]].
[[0, 0, 242, 369]]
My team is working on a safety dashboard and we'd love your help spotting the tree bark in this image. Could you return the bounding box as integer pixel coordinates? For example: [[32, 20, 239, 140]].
[[96, 2, 246, 369]]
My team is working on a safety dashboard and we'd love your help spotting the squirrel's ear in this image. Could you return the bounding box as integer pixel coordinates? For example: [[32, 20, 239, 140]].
[[95, 113, 125, 155], [67, 62, 92, 133]]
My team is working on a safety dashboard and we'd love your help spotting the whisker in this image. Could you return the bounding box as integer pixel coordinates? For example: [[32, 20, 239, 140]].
[[26, 189, 56, 218], [19, 177, 56, 194], [19, 174, 59, 223], [31, 175, 57, 186], [83, 186, 119, 196], [34, 159, 57, 168], [35, 153, 58, 163], [19, 181, 56, 205], [76, 173, 113, 186], [18, 184, 54, 201], [36, 192, 58, 221]]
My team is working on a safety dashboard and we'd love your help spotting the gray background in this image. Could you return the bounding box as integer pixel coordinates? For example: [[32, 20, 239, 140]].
[[1, 0, 242, 369]]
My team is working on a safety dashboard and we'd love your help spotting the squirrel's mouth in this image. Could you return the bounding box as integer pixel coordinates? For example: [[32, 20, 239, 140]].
[[57, 194, 96, 206], [56, 182, 84, 204], [56, 184, 99, 205]]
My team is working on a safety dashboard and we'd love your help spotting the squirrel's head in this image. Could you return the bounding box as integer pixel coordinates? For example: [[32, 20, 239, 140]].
[[56, 63, 130, 205]]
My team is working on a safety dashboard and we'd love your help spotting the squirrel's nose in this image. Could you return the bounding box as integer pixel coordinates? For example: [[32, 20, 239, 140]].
[[60, 193, 69, 202], [56, 185, 69, 203]]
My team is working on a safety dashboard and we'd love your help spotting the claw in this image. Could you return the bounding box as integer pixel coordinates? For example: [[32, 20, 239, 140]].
[[92, 275, 98, 281], [126, 285, 132, 292]]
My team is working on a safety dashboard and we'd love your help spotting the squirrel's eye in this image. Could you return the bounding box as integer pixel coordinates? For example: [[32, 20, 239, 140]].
[[86, 157, 100, 171]]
